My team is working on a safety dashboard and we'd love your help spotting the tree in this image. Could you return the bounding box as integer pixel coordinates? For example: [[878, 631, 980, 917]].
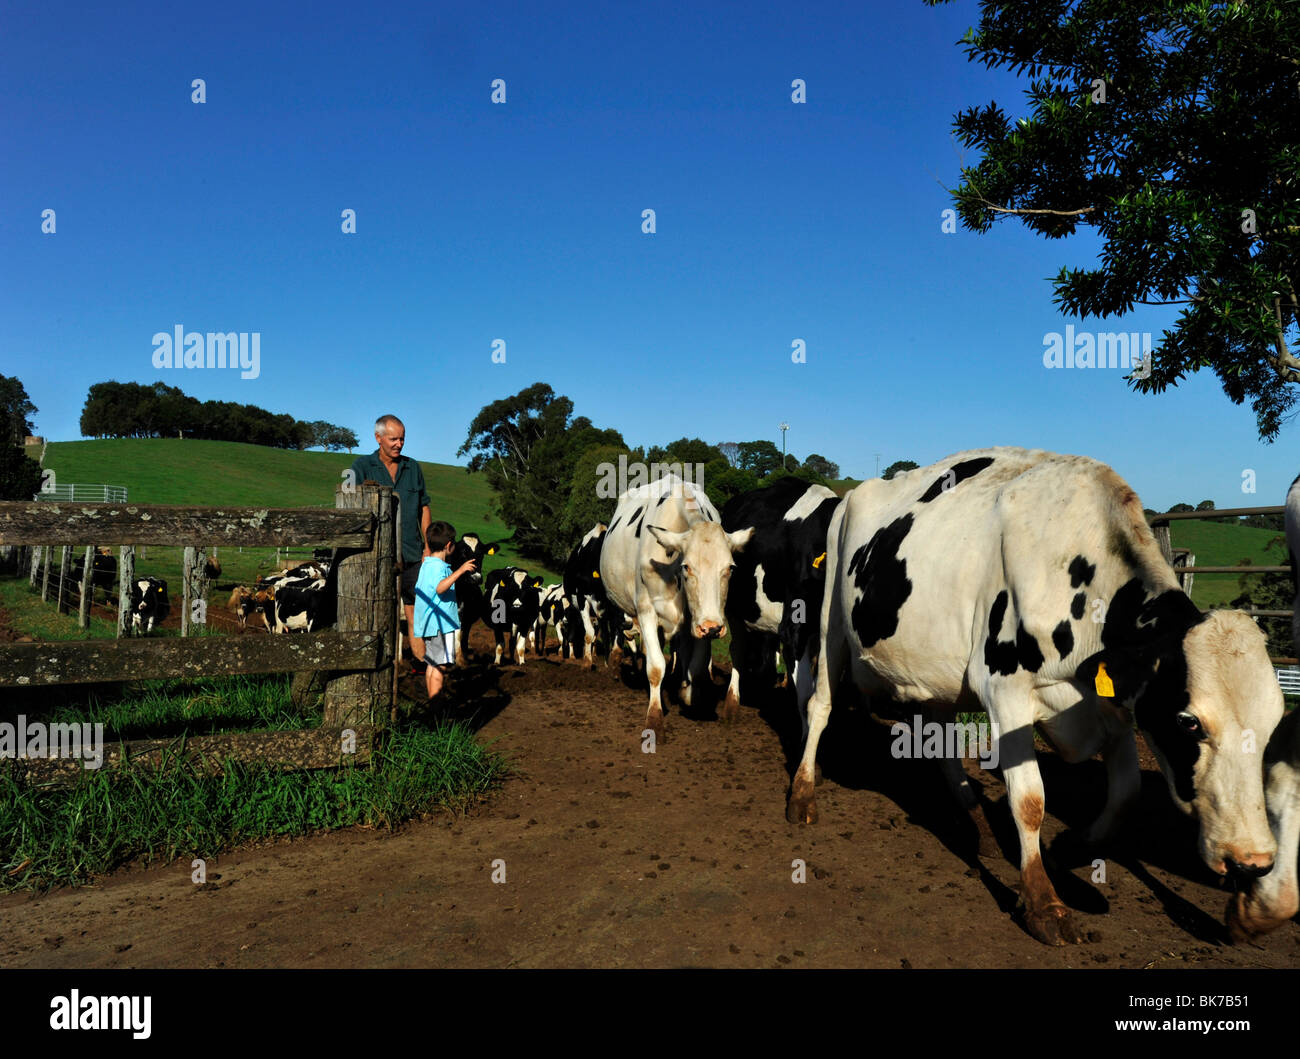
[[717, 441, 741, 467], [882, 459, 919, 480], [783, 453, 800, 473], [1169, 502, 1194, 514], [0, 375, 37, 446], [0, 443, 43, 500], [737, 440, 783, 479], [1196, 500, 1217, 512], [803, 453, 840, 479], [928, 0, 1300, 439]]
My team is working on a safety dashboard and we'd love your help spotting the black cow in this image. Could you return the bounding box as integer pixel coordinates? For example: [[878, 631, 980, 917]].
[[485, 567, 544, 665], [447, 533, 503, 665], [721, 477, 841, 727], [129, 577, 170, 635]]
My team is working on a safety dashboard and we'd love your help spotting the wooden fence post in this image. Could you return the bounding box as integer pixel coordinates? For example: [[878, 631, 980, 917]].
[[56, 545, 71, 614], [324, 483, 396, 729], [182, 546, 194, 637], [28, 545, 41, 588], [1152, 520, 1173, 565], [117, 546, 135, 638], [78, 545, 93, 629], [40, 545, 52, 601]]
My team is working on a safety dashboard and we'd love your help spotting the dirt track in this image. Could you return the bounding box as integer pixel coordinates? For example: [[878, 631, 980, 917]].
[[2, 628, 1298, 970]]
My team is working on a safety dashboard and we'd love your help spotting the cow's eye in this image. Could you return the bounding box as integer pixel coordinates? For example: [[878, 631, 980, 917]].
[[1176, 712, 1204, 738], [683, 564, 692, 576]]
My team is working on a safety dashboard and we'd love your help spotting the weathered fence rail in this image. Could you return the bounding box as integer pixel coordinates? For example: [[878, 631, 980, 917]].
[[0, 485, 399, 778], [1150, 503, 1295, 673]]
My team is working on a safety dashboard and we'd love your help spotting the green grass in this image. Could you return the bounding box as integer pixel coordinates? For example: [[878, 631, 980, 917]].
[[28, 438, 561, 589], [1164, 518, 1289, 608], [0, 721, 508, 891]]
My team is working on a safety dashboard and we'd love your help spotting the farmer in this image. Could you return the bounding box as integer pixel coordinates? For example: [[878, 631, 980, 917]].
[[349, 414, 432, 673]]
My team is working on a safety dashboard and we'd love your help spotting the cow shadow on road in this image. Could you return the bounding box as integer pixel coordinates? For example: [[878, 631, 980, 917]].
[[744, 678, 1229, 944]]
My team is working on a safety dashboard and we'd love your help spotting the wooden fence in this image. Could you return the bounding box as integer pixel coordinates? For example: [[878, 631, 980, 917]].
[[1150, 503, 1295, 665], [0, 484, 399, 782]]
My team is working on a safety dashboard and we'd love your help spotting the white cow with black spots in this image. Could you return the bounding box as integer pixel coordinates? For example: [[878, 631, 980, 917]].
[[1229, 471, 1300, 939], [790, 447, 1283, 945], [599, 474, 753, 739]]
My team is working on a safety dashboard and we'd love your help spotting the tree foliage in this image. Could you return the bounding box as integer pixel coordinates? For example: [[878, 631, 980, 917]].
[[928, 0, 1300, 438], [803, 452, 840, 479], [0, 375, 37, 446], [79, 381, 347, 450], [0, 443, 43, 500], [883, 459, 919, 480]]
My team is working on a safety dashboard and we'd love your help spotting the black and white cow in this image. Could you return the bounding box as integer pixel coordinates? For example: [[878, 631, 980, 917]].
[[534, 583, 566, 656], [721, 477, 840, 728], [788, 447, 1283, 945], [447, 533, 502, 665], [563, 524, 609, 666], [485, 567, 544, 665], [1229, 472, 1300, 939], [599, 474, 753, 738], [129, 577, 170, 635]]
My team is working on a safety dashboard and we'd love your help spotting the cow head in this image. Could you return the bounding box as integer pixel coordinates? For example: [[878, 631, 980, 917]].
[[1096, 607, 1282, 882], [648, 522, 754, 638]]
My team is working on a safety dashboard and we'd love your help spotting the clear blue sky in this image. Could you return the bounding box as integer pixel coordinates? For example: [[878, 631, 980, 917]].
[[2, 0, 1295, 510]]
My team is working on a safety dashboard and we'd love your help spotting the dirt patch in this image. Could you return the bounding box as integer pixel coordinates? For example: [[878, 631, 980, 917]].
[[1, 626, 1297, 968]]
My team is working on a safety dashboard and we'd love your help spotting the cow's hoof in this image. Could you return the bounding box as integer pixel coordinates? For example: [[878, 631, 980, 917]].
[[1022, 904, 1083, 946], [720, 690, 740, 724], [1225, 892, 1294, 943], [786, 771, 818, 824]]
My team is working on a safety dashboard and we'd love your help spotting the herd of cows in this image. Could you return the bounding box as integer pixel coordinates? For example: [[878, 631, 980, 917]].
[[63, 446, 1300, 947], [435, 446, 1300, 948]]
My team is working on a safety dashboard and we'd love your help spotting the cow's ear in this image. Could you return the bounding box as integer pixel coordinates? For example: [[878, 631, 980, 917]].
[[1077, 649, 1149, 706], [726, 527, 755, 554], [648, 525, 688, 556]]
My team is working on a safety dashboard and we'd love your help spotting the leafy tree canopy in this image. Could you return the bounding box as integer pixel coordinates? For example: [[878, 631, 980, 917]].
[[928, 0, 1300, 438]]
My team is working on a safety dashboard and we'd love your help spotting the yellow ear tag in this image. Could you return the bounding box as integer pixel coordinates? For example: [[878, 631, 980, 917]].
[[488, 548, 496, 555], [592, 571, 600, 578], [812, 552, 826, 569], [1095, 662, 1115, 698]]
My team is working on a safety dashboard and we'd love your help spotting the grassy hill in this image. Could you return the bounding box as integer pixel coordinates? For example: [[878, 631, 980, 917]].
[[30, 439, 559, 585]]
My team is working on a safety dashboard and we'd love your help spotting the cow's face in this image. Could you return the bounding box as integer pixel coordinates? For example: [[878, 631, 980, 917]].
[[1134, 611, 1281, 880], [649, 522, 754, 637]]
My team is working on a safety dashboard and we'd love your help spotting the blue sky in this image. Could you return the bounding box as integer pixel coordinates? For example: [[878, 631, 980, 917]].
[[2, 0, 1296, 510]]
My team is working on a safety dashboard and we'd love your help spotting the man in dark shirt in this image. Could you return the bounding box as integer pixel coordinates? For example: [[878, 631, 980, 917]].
[[349, 414, 432, 670]]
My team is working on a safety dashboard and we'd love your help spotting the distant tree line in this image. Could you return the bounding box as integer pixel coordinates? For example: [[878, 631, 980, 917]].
[[79, 381, 359, 451], [458, 383, 848, 568]]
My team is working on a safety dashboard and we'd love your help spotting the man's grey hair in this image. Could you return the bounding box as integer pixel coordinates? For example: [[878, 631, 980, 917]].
[[375, 414, 404, 437]]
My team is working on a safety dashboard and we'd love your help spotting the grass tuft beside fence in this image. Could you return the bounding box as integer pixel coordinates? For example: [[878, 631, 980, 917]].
[[0, 720, 509, 892]]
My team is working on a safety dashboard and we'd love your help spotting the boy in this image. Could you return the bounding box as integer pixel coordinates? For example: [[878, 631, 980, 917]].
[[412, 522, 479, 707]]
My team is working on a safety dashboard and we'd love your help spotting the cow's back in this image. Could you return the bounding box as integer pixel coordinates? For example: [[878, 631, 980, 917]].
[[831, 447, 1180, 700]]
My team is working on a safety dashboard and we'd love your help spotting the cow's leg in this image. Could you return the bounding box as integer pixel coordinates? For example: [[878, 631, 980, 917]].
[[778, 641, 792, 689], [1229, 711, 1300, 939], [791, 641, 817, 743], [515, 628, 527, 665], [493, 630, 505, 666], [584, 606, 601, 669], [638, 605, 668, 738], [680, 636, 711, 709], [456, 623, 468, 667], [787, 596, 846, 825], [1082, 721, 1140, 847], [722, 620, 746, 723], [926, 704, 998, 858], [995, 692, 1082, 946]]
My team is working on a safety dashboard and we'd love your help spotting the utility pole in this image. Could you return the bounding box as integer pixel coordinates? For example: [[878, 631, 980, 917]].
[[875, 453, 881, 478], [779, 422, 789, 467]]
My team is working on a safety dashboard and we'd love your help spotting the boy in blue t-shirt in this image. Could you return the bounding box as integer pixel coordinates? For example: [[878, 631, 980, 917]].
[[413, 521, 479, 705]]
